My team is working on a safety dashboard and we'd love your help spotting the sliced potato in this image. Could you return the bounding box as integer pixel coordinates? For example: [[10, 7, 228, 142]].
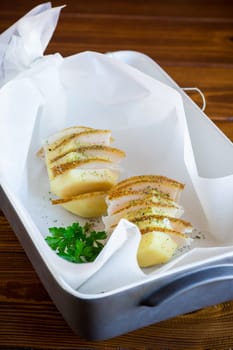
[[137, 231, 177, 267], [52, 191, 107, 218], [41, 126, 125, 218], [50, 168, 119, 198]]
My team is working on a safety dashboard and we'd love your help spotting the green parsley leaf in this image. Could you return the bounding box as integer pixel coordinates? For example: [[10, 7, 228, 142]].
[[45, 222, 107, 263]]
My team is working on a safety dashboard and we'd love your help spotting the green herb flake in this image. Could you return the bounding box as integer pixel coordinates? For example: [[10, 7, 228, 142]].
[[45, 222, 107, 263]]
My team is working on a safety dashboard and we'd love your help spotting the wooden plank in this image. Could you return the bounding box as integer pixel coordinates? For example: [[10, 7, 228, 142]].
[[45, 15, 233, 67], [0, 9, 233, 67], [0, 0, 233, 18]]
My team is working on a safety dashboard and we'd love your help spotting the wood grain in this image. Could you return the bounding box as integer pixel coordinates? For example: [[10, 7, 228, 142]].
[[0, 0, 233, 349]]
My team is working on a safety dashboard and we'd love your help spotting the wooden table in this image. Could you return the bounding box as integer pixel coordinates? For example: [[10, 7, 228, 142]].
[[1, 1, 233, 349]]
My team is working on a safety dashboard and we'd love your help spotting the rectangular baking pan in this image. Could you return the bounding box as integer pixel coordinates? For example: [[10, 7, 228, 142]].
[[1, 51, 233, 340]]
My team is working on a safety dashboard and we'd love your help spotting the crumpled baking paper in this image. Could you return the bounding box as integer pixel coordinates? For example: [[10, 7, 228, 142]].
[[0, 2, 63, 85], [0, 3, 233, 294]]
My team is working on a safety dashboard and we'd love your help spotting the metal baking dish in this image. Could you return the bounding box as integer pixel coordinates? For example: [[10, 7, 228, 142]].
[[1, 51, 233, 340]]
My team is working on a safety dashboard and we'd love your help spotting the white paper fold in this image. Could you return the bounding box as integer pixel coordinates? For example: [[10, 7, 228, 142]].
[[0, 2, 63, 85], [183, 111, 233, 242], [1, 4, 233, 294]]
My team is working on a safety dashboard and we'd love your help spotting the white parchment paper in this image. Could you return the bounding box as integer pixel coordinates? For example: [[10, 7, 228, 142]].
[[0, 3, 233, 294]]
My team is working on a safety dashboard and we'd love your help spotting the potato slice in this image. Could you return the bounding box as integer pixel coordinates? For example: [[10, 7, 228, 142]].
[[137, 231, 177, 267], [52, 191, 107, 218], [50, 168, 120, 198]]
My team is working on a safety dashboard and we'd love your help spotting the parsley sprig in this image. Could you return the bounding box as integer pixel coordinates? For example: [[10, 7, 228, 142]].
[[45, 222, 107, 263]]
